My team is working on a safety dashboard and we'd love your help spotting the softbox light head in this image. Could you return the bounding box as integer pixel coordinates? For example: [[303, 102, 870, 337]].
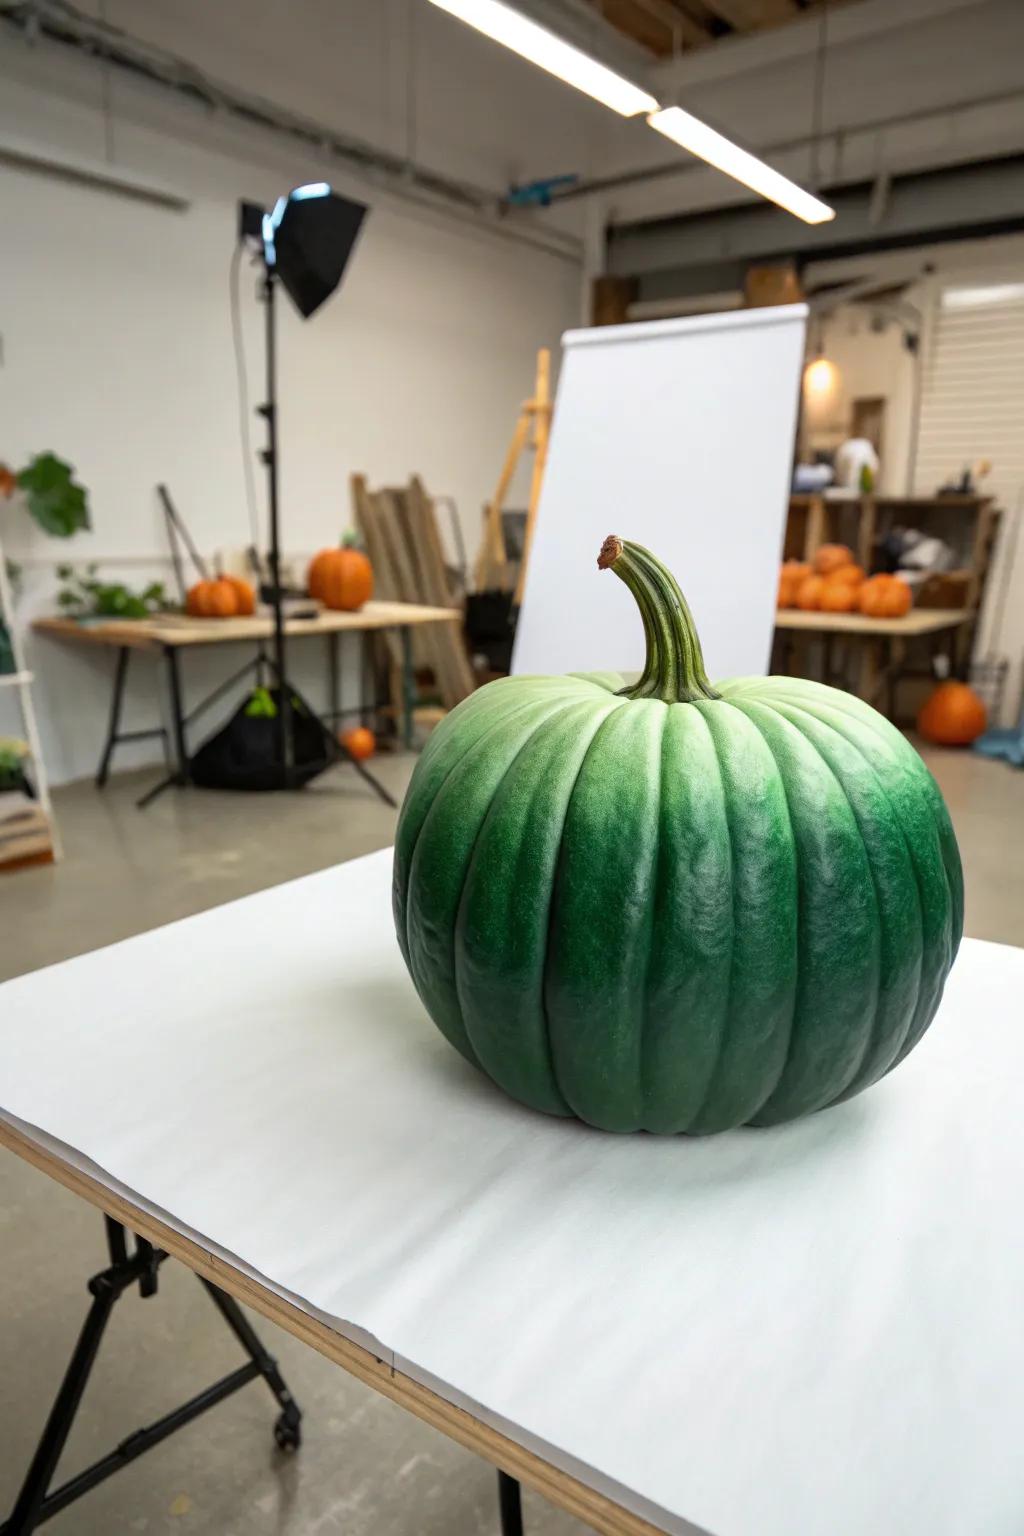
[[263, 184, 367, 319]]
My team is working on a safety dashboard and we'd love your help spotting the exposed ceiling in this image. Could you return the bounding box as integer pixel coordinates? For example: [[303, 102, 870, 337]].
[[581, 0, 837, 59]]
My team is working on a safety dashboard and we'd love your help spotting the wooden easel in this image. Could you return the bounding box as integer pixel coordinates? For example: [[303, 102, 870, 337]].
[[474, 347, 552, 606]]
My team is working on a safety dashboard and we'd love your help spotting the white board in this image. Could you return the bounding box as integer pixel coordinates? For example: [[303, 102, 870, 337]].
[[513, 305, 807, 681]]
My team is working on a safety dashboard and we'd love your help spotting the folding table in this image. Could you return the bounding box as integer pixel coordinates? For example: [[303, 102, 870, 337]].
[[774, 606, 969, 717], [33, 600, 460, 804], [2, 851, 1023, 1536]]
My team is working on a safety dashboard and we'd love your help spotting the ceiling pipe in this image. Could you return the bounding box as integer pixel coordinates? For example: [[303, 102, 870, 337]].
[[544, 86, 1024, 205]]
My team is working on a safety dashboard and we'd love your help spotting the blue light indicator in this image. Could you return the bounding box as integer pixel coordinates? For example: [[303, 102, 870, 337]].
[[292, 182, 331, 201]]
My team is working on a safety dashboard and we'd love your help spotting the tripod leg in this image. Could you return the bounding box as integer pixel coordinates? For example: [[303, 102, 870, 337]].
[[347, 751, 397, 808], [199, 1280, 302, 1450], [263, 660, 397, 807], [497, 1471, 524, 1536], [5, 1277, 118, 1534]]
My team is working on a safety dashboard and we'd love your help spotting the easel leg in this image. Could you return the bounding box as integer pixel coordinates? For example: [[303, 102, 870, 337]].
[[498, 1471, 524, 1536], [96, 647, 130, 788]]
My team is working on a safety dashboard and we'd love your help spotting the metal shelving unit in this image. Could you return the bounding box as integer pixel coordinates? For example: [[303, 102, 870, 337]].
[[0, 533, 60, 866]]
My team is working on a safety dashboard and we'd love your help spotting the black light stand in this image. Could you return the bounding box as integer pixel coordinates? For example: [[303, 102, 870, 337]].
[[232, 185, 395, 804], [256, 262, 294, 783]]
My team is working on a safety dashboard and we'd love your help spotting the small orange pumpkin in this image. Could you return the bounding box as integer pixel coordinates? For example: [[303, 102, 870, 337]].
[[339, 725, 376, 761], [308, 537, 373, 612], [796, 574, 826, 611], [222, 574, 255, 615], [186, 576, 254, 618], [858, 574, 912, 618], [777, 560, 811, 609], [827, 563, 865, 588], [819, 578, 859, 613], [917, 682, 987, 746], [814, 543, 855, 576], [0, 463, 16, 500]]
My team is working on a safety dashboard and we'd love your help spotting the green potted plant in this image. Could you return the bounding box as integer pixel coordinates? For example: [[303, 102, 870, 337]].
[[56, 565, 170, 620], [0, 452, 91, 537], [0, 738, 30, 795]]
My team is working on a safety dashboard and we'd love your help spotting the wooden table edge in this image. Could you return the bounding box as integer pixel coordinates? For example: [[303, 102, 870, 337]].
[[0, 1116, 670, 1536], [32, 603, 463, 650], [773, 608, 970, 636]]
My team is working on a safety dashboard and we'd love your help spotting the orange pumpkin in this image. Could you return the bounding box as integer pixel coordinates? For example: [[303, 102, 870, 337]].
[[339, 725, 376, 761], [828, 563, 865, 588], [777, 560, 811, 609], [308, 540, 373, 612], [222, 574, 255, 616], [796, 574, 826, 610], [819, 578, 859, 613], [814, 543, 855, 576], [858, 574, 912, 618], [186, 577, 253, 618], [917, 682, 987, 746], [0, 463, 16, 500]]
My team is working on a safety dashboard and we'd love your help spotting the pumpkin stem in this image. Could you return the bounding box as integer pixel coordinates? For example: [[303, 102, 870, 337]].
[[597, 535, 720, 704]]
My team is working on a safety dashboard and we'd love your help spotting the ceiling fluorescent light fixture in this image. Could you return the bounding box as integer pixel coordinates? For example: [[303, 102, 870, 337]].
[[648, 106, 835, 226], [426, 0, 659, 117]]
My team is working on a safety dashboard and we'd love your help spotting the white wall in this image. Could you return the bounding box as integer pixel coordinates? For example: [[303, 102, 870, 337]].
[[803, 306, 918, 495], [0, 5, 585, 785]]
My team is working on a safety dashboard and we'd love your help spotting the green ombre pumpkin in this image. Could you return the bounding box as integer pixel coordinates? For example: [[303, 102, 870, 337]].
[[394, 536, 963, 1134]]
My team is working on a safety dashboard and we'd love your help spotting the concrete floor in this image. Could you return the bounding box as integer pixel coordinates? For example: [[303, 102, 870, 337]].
[[1, 743, 1022, 1534]]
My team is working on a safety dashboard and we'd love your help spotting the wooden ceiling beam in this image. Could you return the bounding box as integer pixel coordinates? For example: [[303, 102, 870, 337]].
[[585, 0, 712, 57], [698, 0, 797, 30]]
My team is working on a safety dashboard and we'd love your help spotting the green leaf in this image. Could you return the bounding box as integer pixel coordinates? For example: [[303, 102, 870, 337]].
[[16, 453, 91, 538], [56, 563, 73, 580]]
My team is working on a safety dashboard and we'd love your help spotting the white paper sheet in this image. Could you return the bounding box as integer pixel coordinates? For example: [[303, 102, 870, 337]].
[[3, 850, 1023, 1536]]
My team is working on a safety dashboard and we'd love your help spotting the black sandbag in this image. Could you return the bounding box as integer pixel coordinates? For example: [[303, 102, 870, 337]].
[[189, 688, 330, 791]]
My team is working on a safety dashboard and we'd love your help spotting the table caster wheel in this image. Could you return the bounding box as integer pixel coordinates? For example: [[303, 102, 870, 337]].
[[274, 1410, 302, 1452]]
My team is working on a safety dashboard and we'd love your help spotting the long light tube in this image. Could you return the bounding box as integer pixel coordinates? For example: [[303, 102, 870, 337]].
[[426, 0, 659, 117], [648, 106, 835, 225]]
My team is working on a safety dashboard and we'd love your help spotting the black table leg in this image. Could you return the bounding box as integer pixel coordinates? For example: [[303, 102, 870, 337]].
[[400, 626, 415, 750], [361, 632, 371, 728], [498, 1471, 524, 1536], [0, 1220, 302, 1535], [327, 631, 341, 725], [2, 1260, 120, 1534], [136, 647, 190, 810], [96, 647, 130, 788], [165, 645, 189, 784]]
